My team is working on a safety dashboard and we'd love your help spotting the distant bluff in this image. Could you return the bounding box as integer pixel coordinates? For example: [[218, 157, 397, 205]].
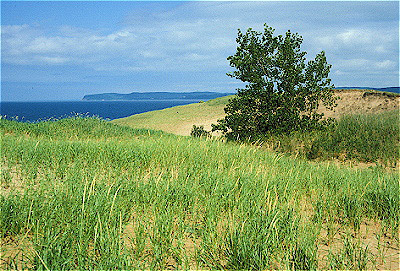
[[82, 92, 234, 101]]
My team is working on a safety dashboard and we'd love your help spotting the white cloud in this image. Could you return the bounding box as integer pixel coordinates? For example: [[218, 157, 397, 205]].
[[314, 25, 398, 83], [338, 59, 370, 69], [337, 29, 372, 44], [36, 56, 69, 64], [1, 24, 30, 34], [375, 60, 396, 70], [334, 59, 398, 76], [1, 1, 399, 86], [27, 37, 65, 53], [1, 21, 233, 71], [334, 70, 345, 76], [315, 28, 394, 51], [375, 45, 387, 54]]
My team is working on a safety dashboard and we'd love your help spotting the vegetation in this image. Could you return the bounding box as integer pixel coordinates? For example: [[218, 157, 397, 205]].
[[213, 24, 336, 140], [190, 125, 211, 138], [1, 117, 398, 269], [261, 110, 399, 167], [112, 95, 231, 135]]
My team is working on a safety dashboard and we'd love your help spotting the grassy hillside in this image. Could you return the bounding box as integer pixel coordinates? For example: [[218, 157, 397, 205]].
[[113, 89, 399, 136], [112, 95, 231, 135], [1, 117, 399, 269]]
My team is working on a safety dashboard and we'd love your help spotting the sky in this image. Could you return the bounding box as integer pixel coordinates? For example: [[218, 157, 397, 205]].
[[1, 1, 399, 101]]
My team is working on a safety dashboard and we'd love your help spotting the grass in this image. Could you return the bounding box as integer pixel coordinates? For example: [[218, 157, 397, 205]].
[[112, 95, 232, 135], [1, 116, 399, 269], [261, 110, 399, 167]]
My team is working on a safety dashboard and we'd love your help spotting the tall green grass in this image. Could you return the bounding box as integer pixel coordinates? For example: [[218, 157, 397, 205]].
[[1, 117, 398, 269], [0, 116, 163, 140], [262, 110, 399, 166]]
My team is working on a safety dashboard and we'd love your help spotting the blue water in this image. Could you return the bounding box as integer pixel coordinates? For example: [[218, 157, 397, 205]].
[[0, 100, 201, 122]]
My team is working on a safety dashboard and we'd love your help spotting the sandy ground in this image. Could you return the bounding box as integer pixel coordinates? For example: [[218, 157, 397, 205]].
[[319, 89, 399, 119]]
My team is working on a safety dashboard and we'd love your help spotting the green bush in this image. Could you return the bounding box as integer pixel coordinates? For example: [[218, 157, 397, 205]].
[[190, 125, 211, 138]]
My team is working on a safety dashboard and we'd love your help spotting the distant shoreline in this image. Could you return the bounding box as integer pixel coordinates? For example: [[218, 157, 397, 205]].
[[82, 91, 235, 101], [83, 88, 399, 101]]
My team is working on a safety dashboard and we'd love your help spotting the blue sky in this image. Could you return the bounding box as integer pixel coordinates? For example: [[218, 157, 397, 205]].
[[2, 1, 399, 101]]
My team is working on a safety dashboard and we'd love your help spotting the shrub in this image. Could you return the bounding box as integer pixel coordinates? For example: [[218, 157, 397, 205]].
[[190, 125, 211, 138]]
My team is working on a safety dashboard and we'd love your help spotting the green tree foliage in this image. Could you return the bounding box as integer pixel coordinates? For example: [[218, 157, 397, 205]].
[[190, 125, 211, 138], [213, 24, 336, 140]]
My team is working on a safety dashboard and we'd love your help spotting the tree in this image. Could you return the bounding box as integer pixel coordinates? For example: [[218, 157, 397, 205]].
[[212, 24, 336, 140]]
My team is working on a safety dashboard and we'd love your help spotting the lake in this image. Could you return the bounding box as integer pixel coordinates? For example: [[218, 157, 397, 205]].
[[0, 100, 201, 122]]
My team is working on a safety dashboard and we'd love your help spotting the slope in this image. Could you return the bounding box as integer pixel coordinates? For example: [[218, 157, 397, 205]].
[[112, 89, 399, 136]]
